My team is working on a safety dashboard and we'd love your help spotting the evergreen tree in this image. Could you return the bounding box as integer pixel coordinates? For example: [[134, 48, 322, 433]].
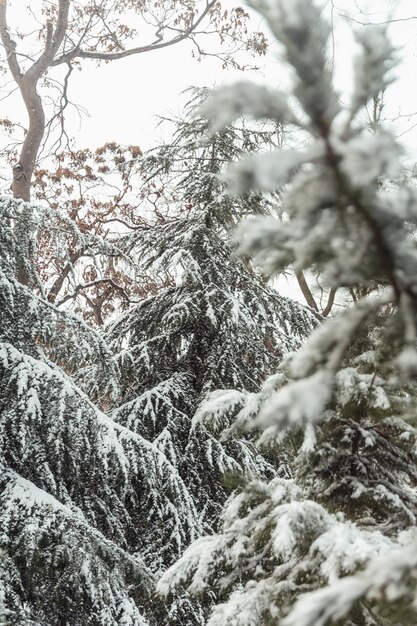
[[0, 196, 201, 625], [0, 101, 314, 626], [106, 94, 316, 546], [157, 2, 417, 625]]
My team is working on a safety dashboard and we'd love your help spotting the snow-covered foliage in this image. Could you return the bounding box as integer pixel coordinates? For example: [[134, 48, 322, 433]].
[[158, 478, 415, 626], [0, 196, 203, 624], [158, 1, 417, 624], [0, 196, 120, 401], [107, 95, 315, 529], [0, 94, 315, 624], [105, 93, 316, 622], [199, 82, 298, 130], [0, 472, 151, 626]]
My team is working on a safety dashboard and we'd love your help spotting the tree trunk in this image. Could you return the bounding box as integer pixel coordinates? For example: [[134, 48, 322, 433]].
[[10, 78, 45, 284], [295, 269, 319, 312], [0, 0, 70, 284], [12, 79, 46, 202]]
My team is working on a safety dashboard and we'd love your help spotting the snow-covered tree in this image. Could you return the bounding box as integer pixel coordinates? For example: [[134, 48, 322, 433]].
[[157, 2, 417, 625], [106, 95, 316, 532], [0, 196, 202, 624]]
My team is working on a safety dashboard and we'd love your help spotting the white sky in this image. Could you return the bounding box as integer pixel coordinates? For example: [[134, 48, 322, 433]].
[[59, 0, 417, 155], [3, 1, 417, 153], [1, 0, 417, 305]]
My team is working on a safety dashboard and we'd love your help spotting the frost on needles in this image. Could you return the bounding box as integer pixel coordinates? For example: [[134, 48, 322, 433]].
[[105, 87, 316, 540], [0, 92, 316, 624], [0, 197, 202, 625], [158, 1, 417, 625]]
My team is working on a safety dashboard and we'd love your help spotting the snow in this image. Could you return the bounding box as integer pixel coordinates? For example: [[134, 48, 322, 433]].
[[312, 521, 394, 583], [351, 26, 397, 114], [118, 599, 150, 626], [339, 132, 402, 187], [206, 576, 279, 626], [282, 576, 370, 626], [157, 535, 229, 596], [3, 0, 417, 622], [284, 538, 417, 626], [334, 366, 392, 411], [193, 389, 247, 434], [225, 143, 325, 194], [200, 81, 297, 130], [396, 346, 417, 377], [2, 473, 79, 517], [301, 422, 316, 453], [255, 370, 333, 430]]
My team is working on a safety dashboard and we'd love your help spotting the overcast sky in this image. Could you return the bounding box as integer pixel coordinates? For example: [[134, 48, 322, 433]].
[[54, 0, 417, 156], [2, 0, 417, 155], [1, 0, 417, 304]]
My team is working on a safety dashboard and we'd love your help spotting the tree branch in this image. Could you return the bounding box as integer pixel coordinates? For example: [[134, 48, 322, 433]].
[[322, 286, 337, 317], [295, 269, 319, 312], [52, 0, 215, 65], [0, 0, 23, 83], [27, 0, 70, 79], [60, 278, 130, 303], [0, 0, 70, 203]]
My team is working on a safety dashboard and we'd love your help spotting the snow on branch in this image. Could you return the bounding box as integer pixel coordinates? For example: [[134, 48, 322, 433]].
[[224, 143, 325, 194], [248, 0, 339, 124], [351, 26, 397, 116], [284, 536, 417, 626], [163, 0, 417, 623], [199, 82, 298, 130]]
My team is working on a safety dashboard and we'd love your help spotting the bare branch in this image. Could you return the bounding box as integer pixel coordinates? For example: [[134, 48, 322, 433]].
[[0, 1, 23, 83], [27, 0, 70, 80], [322, 286, 337, 317], [52, 0, 215, 65], [56, 277, 130, 308], [295, 269, 319, 312]]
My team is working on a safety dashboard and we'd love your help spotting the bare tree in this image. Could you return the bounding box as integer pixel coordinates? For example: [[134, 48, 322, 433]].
[[32, 142, 172, 326], [0, 0, 265, 203], [293, 269, 338, 317], [0, 0, 70, 201]]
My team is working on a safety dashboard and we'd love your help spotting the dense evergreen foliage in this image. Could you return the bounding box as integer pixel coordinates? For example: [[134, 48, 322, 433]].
[[0, 97, 315, 624], [0, 197, 201, 625], [3, 2, 417, 625], [107, 102, 315, 533], [157, 1, 417, 625]]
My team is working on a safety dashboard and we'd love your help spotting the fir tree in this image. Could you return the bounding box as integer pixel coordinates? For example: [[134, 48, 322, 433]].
[[157, 2, 417, 625], [106, 93, 316, 545], [0, 196, 201, 625]]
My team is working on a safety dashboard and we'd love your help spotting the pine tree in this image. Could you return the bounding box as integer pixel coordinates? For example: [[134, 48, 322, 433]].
[[106, 93, 316, 543], [156, 2, 417, 625], [0, 196, 202, 625]]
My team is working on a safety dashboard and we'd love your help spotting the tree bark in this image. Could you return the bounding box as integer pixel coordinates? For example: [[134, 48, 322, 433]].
[[322, 286, 337, 317], [0, 0, 70, 283], [12, 80, 45, 201], [295, 269, 319, 312], [0, 0, 70, 202]]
